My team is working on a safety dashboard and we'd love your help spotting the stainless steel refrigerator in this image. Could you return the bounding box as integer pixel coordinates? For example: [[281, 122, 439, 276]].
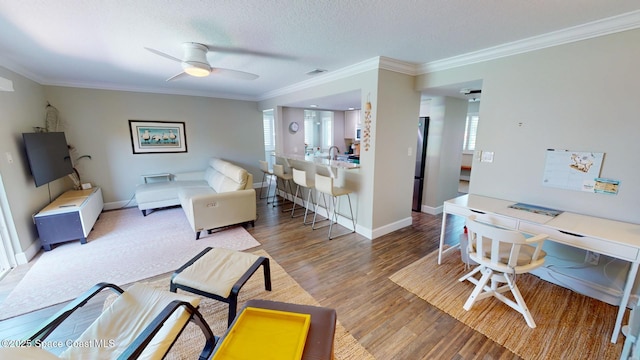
[[412, 117, 429, 211]]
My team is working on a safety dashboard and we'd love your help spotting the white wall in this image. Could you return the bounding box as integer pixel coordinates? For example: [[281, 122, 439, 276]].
[[280, 107, 305, 155], [0, 67, 57, 259], [43, 87, 264, 207], [371, 69, 421, 230], [417, 29, 640, 224]]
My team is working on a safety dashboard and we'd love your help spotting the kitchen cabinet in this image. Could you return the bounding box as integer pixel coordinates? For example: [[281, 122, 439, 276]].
[[344, 110, 360, 139]]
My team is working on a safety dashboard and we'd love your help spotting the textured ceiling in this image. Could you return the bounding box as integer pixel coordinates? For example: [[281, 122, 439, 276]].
[[0, 1, 639, 109]]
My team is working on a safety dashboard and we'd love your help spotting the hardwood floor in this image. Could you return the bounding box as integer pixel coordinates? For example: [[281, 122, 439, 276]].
[[0, 193, 521, 359]]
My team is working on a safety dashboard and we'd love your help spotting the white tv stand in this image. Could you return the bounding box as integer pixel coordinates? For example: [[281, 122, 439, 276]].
[[34, 187, 103, 251]]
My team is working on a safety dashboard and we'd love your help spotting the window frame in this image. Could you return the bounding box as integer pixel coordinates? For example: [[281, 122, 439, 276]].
[[462, 112, 479, 154]]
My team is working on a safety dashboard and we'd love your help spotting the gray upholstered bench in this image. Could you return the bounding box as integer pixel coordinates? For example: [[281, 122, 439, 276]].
[[170, 247, 271, 326]]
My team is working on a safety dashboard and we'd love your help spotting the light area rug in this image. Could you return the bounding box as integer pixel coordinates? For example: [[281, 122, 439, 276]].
[[389, 248, 624, 360], [0, 207, 260, 320], [103, 249, 375, 360]]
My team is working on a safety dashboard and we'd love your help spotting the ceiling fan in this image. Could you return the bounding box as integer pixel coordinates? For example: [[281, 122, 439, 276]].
[[145, 42, 260, 82]]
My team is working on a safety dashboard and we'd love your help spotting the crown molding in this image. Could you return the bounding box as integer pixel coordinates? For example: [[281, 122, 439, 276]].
[[419, 10, 640, 74], [258, 57, 381, 100], [261, 10, 640, 100], [0, 58, 47, 84], [378, 56, 419, 75], [259, 56, 418, 101], [0, 59, 255, 100], [41, 80, 258, 101]]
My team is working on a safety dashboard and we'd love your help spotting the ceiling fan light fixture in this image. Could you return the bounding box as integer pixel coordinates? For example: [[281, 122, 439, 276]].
[[147, 42, 260, 81], [181, 43, 211, 77], [182, 62, 211, 77]]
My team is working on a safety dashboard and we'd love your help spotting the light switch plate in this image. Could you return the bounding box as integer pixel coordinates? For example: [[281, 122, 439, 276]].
[[481, 151, 494, 163]]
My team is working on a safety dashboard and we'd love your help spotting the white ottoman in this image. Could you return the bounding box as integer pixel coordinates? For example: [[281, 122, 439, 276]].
[[170, 247, 271, 326]]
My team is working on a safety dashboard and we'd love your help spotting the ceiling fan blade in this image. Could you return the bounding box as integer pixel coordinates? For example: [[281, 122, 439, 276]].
[[145, 47, 182, 63], [166, 72, 189, 82], [211, 67, 259, 80], [204, 44, 296, 61]]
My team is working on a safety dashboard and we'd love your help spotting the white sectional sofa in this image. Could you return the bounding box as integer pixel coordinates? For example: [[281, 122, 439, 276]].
[[135, 158, 256, 239]]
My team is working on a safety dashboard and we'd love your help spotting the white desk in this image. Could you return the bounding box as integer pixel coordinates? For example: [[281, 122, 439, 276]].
[[438, 194, 640, 343]]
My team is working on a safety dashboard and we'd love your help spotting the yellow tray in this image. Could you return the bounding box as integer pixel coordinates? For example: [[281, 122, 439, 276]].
[[212, 307, 311, 360]]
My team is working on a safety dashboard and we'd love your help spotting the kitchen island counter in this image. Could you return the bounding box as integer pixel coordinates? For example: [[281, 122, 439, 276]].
[[278, 153, 359, 170]]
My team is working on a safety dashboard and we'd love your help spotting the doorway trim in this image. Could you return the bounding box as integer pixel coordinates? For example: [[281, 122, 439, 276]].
[[0, 174, 17, 280]]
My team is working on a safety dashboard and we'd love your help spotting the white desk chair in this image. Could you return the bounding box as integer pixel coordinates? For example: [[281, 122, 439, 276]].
[[258, 160, 274, 200], [459, 215, 548, 328], [622, 303, 640, 359], [291, 168, 316, 224], [313, 173, 355, 239]]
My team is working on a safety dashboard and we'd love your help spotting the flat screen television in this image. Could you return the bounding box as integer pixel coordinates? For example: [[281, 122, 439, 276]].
[[23, 132, 74, 187]]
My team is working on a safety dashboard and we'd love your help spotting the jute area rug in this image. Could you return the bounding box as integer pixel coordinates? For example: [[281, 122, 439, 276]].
[[0, 207, 260, 320], [104, 249, 375, 360], [389, 248, 623, 360]]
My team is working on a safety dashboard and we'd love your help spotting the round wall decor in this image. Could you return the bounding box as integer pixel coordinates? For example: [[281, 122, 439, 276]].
[[289, 121, 299, 133]]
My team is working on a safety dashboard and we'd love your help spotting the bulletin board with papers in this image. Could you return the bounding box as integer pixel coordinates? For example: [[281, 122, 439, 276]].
[[542, 149, 604, 192]]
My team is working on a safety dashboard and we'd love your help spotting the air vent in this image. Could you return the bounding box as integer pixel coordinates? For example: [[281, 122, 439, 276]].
[[306, 68, 328, 76]]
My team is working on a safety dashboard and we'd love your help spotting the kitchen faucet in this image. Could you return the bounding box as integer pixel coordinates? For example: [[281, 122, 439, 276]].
[[328, 146, 340, 160]]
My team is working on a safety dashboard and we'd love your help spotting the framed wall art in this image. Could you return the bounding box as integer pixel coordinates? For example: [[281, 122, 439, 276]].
[[129, 120, 187, 154]]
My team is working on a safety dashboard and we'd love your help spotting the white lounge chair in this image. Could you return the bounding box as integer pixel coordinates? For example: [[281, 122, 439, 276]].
[[0, 282, 216, 359]]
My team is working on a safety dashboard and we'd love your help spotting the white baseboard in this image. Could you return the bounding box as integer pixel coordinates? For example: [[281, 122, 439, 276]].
[[278, 189, 413, 240], [104, 200, 137, 211], [370, 217, 412, 239], [420, 204, 443, 215], [15, 239, 41, 264]]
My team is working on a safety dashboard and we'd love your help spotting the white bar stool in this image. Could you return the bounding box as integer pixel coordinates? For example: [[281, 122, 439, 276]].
[[313, 173, 356, 239], [271, 164, 294, 212], [258, 160, 274, 200], [291, 168, 316, 225]]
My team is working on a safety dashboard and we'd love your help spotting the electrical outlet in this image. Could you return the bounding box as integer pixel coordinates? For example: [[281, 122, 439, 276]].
[[585, 251, 600, 266]]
